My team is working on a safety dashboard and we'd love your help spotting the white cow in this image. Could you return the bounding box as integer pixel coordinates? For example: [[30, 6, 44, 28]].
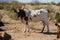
[[24, 9, 49, 33], [13, 8, 49, 33]]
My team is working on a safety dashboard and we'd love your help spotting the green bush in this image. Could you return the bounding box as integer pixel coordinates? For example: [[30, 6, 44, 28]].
[[0, 6, 4, 9], [55, 12, 60, 23], [0, 14, 2, 21], [8, 12, 18, 20]]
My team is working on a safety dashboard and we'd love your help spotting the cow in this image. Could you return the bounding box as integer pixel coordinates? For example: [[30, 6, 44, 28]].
[[13, 8, 50, 33], [55, 23, 60, 38]]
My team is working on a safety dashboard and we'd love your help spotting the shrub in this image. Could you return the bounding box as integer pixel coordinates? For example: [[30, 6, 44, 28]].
[[8, 12, 18, 20], [0, 14, 2, 21], [0, 6, 4, 9], [55, 12, 60, 23]]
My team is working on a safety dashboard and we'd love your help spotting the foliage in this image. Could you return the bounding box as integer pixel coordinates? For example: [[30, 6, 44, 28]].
[[57, 2, 60, 6], [0, 6, 4, 9], [8, 12, 18, 20], [0, 14, 3, 21], [55, 12, 60, 23], [50, 1, 56, 5], [0, 1, 24, 11]]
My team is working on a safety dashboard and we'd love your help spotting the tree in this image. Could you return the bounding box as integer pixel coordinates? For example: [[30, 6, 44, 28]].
[[57, 2, 60, 6], [50, 1, 56, 5], [32, 0, 40, 5]]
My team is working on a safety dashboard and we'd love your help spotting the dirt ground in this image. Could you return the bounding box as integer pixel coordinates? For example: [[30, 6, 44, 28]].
[[0, 10, 60, 40]]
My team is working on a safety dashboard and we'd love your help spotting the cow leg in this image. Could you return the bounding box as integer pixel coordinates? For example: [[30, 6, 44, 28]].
[[57, 32, 60, 38], [24, 22, 28, 32], [26, 21, 29, 32], [41, 21, 49, 33], [20, 17, 23, 23], [46, 22, 49, 33], [24, 17, 29, 32], [45, 21, 49, 33], [41, 21, 45, 33], [57, 27, 60, 38]]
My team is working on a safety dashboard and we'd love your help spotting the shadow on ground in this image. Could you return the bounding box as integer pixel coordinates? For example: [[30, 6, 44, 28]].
[[0, 28, 12, 40], [0, 33, 12, 40], [0, 28, 5, 31], [40, 32, 57, 35]]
